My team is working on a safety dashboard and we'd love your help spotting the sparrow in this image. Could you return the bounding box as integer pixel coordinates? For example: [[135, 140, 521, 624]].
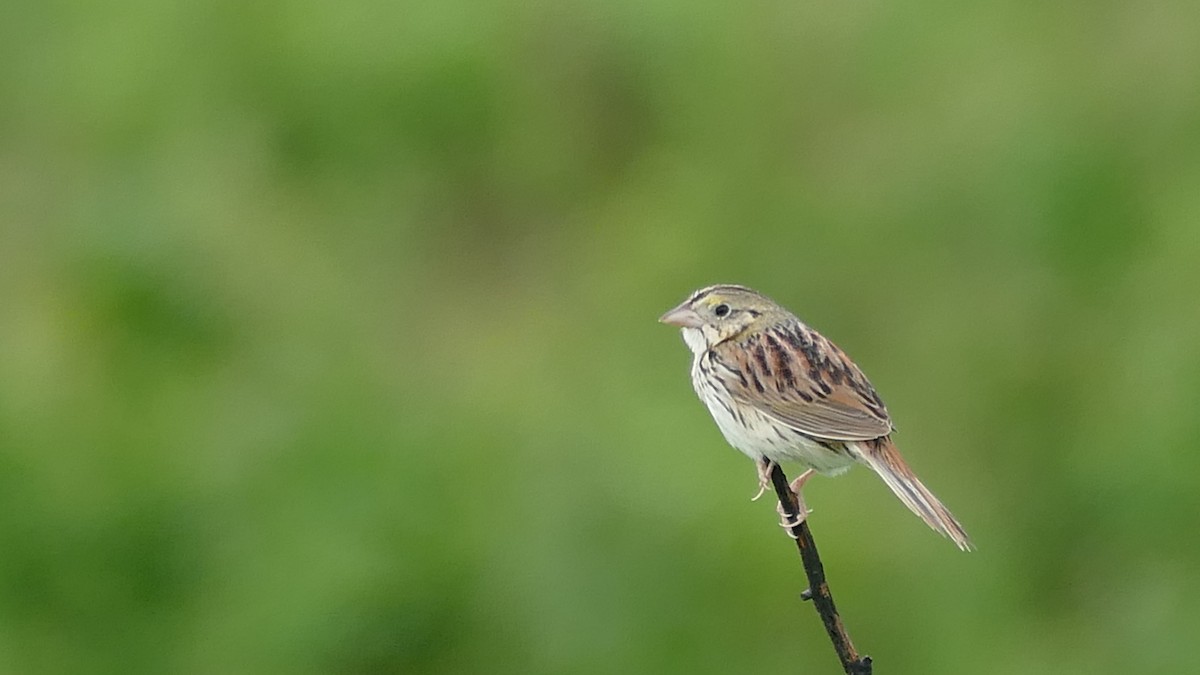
[[661, 284, 972, 551]]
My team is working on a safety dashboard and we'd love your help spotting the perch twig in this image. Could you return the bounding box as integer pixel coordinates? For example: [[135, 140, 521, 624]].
[[764, 458, 873, 675]]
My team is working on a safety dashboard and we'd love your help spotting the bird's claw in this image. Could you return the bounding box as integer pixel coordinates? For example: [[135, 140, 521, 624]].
[[777, 500, 810, 538], [752, 459, 777, 501]]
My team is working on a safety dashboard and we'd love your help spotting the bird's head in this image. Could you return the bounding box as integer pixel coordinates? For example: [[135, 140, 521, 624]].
[[659, 284, 789, 354]]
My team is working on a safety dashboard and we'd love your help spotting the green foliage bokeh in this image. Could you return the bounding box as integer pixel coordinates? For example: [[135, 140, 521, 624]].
[[2, 1, 1199, 673]]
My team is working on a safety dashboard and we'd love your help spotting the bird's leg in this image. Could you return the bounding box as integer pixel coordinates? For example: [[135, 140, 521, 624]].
[[789, 468, 815, 495], [777, 469, 815, 535], [752, 458, 778, 501]]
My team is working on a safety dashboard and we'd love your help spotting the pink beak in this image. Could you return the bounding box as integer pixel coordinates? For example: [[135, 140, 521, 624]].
[[659, 303, 704, 328]]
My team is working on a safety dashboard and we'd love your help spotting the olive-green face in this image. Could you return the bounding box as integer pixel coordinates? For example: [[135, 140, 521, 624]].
[[661, 285, 784, 348]]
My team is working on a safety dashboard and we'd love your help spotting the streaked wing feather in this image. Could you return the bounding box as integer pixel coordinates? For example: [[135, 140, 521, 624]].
[[711, 321, 893, 441]]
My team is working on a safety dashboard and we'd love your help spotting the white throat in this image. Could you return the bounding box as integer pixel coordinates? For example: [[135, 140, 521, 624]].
[[680, 327, 709, 356]]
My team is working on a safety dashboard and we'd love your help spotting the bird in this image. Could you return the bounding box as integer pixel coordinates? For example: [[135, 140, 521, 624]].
[[660, 284, 973, 551]]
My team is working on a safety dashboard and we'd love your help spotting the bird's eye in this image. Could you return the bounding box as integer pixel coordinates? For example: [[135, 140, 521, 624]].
[[714, 304, 731, 318]]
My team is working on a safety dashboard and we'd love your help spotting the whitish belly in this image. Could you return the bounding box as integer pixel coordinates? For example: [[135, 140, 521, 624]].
[[693, 364, 854, 475]]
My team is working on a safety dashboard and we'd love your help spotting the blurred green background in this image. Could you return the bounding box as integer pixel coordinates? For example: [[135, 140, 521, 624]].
[[2, 1, 1199, 673]]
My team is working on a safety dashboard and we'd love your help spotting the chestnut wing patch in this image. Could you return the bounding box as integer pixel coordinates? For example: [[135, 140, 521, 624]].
[[713, 323, 893, 441]]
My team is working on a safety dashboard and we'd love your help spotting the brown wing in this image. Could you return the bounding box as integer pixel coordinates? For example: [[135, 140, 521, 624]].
[[710, 321, 893, 441]]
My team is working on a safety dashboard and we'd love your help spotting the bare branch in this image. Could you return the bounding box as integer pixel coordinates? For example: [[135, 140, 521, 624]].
[[764, 458, 873, 675]]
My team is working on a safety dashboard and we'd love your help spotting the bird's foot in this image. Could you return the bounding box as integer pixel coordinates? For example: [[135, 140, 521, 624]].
[[777, 499, 811, 537], [777, 468, 815, 538], [751, 458, 778, 501]]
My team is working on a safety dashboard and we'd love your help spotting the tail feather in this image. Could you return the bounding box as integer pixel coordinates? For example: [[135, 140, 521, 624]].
[[850, 438, 974, 552]]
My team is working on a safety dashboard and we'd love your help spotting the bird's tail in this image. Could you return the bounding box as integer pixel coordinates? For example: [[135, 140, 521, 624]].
[[849, 438, 974, 551]]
